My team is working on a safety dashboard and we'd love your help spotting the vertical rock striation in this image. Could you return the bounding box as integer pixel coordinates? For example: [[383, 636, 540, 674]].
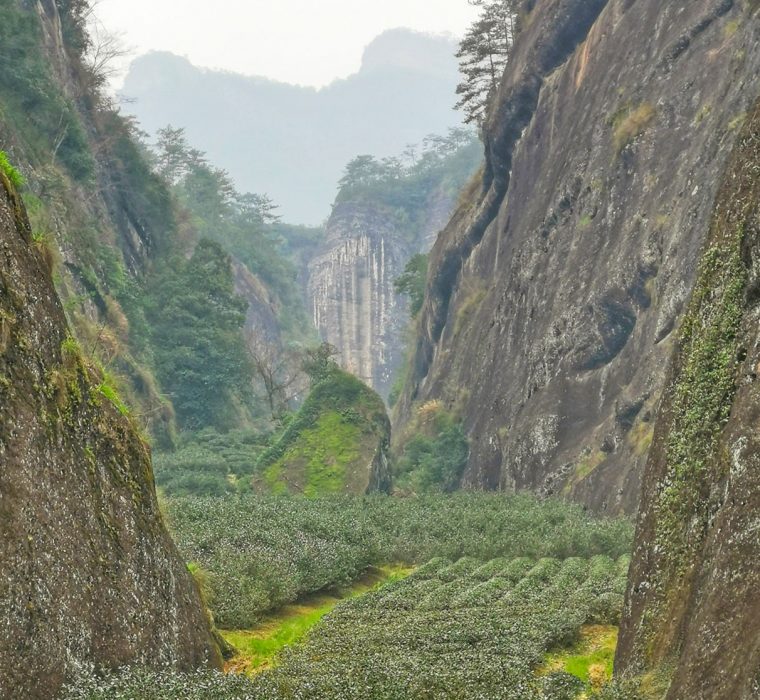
[[0, 174, 220, 698], [308, 202, 415, 399]]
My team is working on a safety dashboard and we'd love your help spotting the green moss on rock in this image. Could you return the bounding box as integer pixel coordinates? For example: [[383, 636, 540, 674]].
[[256, 369, 392, 496]]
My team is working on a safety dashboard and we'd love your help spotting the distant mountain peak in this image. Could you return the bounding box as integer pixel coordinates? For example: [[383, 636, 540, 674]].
[[122, 30, 464, 224], [359, 29, 458, 77]]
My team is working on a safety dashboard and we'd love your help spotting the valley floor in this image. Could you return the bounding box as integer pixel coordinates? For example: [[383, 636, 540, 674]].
[[61, 494, 639, 700], [221, 565, 412, 675]]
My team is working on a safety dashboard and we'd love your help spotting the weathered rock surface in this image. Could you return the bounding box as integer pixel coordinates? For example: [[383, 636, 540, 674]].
[[616, 98, 760, 700], [0, 174, 220, 698], [232, 257, 282, 347], [308, 202, 413, 398], [398, 0, 760, 513]]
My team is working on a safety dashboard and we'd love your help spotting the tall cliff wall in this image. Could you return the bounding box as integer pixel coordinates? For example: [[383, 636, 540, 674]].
[[308, 202, 414, 398], [398, 0, 760, 514], [308, 138, 481, 400], [616, 97, 760, 700], [0, 174, 220, 698], [1, 0, 299, 442]]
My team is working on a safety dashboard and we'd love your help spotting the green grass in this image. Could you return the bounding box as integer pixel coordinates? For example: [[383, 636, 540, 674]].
[[563, 450, 606, 494], [265, 411, 362, 496], [257, 369, 387, 496], [96, 375, 131, 416], [0, 151, 24, 188], [542, 625, 618, 691], [222, 565, 412, 675]]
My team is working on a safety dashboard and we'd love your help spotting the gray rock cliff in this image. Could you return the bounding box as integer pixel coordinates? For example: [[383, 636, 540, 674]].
[[308, 202, 412, 398], [398, 0, 760, 514], [0, 173, 220, 698]]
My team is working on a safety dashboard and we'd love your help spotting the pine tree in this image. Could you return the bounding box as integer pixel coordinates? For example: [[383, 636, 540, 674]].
[[455, 0, 521, 126]]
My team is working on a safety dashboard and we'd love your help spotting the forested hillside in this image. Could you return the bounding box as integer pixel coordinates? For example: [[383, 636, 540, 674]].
[[0, 0, 311, 451]]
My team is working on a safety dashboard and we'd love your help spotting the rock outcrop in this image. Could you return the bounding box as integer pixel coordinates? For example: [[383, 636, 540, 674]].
[[0, 173, 220, 697], [616, 97, 760, 700], [397, 0, 760, 513], [255, 368, 392, 496]]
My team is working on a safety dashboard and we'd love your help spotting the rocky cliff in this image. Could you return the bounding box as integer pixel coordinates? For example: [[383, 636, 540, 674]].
[[615, 97, 760, 700], [1, 0, 302, 443], [0, 173, 220, 698], [398, 0, 760, 514], [308, 137, 481, 400], [308, 202, 413, 398]]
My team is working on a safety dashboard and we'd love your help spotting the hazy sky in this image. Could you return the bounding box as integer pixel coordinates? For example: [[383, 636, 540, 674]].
[[96, 0, 479, 88]]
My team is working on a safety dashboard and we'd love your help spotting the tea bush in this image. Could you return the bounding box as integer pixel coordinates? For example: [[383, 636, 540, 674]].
[[164, 493, 633, 628], [63, 553, 629, 699]]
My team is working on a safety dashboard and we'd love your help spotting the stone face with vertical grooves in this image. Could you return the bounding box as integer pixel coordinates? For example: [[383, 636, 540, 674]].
[[0, 174, 220, 699], [308, 197, 452, 399]]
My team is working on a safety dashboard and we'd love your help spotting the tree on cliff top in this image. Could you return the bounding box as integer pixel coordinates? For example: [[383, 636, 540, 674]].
[[456, 0, 521, 125]]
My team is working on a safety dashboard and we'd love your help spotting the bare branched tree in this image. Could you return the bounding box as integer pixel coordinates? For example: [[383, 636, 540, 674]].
[[247, 332, 305, 420], [84, 19, 131, 93]]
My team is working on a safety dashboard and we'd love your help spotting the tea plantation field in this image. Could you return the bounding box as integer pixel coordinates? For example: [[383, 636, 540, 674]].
[[63, 553, 641, 699], [164, 494, 633, 628], [252, 554, 630, 699]]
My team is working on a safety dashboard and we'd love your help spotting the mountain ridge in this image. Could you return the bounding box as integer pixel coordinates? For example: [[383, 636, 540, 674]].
[[121, 29, 466, 224]]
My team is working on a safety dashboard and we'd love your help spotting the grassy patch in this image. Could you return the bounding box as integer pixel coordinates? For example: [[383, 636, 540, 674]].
[[96, 373, 131, 417], [256, 369, 388, 496], [627, 420, 654, 457], [728, 112, 747, 131], [723, 18, 740, 39], [541, 625, 618, 692], [612, 103, 656, 152], [265, 411, 362, 496], [694, 104, 712, 125], [454, 283, 487, 336], [223, 565, 412, 675], [0, 151, 24, 188], [563, 450, 606, 494]]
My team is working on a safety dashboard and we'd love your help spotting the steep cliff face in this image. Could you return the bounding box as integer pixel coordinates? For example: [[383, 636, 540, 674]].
[[616, 98, 760, 700], [399, 0, 760, 513], [0, 0, 180, 441], [0, 174, 220, 698], [232, 258, 282, 347], [308, 202, 413, 398], [1, 0, 304, 443], [308, 137, 481, 400]]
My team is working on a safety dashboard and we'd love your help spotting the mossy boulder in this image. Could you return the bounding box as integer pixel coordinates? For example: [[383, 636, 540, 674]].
[[255, 369, 392, 495]]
